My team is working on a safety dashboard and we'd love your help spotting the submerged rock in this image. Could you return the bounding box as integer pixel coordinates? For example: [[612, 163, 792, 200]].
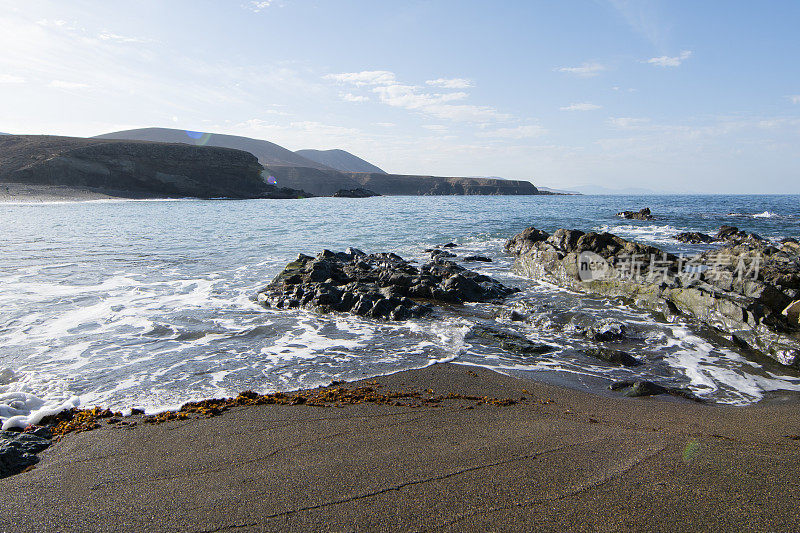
[[617, 208, 653, 220], [258, 250, 518, 320], [0, 430, 51, 479], [470, 324, 557, 355], [587, 319, 627, 342], [584, 348, 642, 367], [506, 226, 800, 367], [463, 255, 492, 262], [609, 380, 702, 401]]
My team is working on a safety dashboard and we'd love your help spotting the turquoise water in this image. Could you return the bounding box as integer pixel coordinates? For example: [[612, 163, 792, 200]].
[[1, 195, 799, 427]]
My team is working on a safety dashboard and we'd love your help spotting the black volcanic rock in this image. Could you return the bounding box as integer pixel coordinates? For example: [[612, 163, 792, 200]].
[[674, 232, 717, 244], [257, 249, 519, 320], [0, 431, 51, 479], [0, 135, 310, 199], [332, 188, 380, 198], [617, 208, 653, 220]]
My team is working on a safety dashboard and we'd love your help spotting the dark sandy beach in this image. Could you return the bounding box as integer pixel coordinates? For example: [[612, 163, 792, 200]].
[[2, 363, 799, 532]]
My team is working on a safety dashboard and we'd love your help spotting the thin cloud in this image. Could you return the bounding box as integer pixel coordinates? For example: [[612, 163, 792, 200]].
[[48, 80, 91, 89], [426, 78, 474, 89], [0, 74, 25, 84], [556, 62, 606, 77], [477, 125, 547, 139], [560, 102, 602, 111], [646, 50, 692, 67], [609, 117, 650, 128], [98, 31, 149, 44], [342, 93, 368, 103], [789, 95, 800, 104], [324, 70, 396, 86], [246, 1, 275, 12]]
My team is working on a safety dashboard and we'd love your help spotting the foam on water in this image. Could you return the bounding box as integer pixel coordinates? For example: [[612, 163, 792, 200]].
[[2, 194, 799, 426]]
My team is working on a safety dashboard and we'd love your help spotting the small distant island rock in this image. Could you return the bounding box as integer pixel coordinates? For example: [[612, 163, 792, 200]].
[[332, 188, 381, 198], [617, 208, 653, 220]]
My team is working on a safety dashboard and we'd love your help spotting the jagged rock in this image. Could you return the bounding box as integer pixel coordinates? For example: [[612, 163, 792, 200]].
[[506, 226, 800, 367], [463, 255, 492, 262], [674, 232, 716, 244], [587, 319, 627, 342], [430, 249, 456, 259], [442, 243, 458, 248], [258, 250, 518, 320], [716, 225, 764, 245], [0, 431, 51, 479], [617, 208, 653, 220], [332, 188, 380, 198], [470, 324, 557, 355], [584, 348, 642, 367]]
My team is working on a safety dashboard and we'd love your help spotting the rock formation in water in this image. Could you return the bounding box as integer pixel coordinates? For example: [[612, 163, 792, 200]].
[[257, 249, 518, 320], [617, 208, 653, 220], [505, 225, 800, 367], [0, 135, 309, 199], [332, 188, 381, 198]]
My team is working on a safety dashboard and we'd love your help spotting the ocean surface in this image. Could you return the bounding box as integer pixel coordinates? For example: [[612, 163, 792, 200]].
[[2, 194, 800, 428]]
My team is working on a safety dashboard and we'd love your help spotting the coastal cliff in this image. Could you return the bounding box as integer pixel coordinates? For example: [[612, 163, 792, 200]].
[[0, 135, 308, 200]]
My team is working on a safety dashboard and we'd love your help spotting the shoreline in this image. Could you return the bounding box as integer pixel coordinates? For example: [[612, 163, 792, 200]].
[[3, 363, 800, 531]]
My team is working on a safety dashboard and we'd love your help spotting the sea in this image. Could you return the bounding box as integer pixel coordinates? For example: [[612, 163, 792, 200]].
[[2, 194, 800, 429]]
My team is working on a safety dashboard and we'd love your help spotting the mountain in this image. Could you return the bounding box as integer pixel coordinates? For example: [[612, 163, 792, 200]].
[[294, 149, 386, 173], [95, 127, 331, 170], [0, 135, 308, 199]]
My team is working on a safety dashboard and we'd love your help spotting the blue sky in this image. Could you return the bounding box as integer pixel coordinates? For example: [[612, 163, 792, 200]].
[[1, 0, 798, 193]]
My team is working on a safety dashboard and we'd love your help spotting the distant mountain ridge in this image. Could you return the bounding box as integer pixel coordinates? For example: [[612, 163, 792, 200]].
[[295, 149, 386, 173], [95, 128, 331, 170], [95, 127, 545, 197]]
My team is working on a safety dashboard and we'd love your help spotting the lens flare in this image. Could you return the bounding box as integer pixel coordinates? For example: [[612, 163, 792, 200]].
[[267, 176, 277, 185], [184, 131, 213, 146]]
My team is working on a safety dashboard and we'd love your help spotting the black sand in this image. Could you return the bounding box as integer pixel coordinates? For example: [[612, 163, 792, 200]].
[[2, 363, 799, 532]]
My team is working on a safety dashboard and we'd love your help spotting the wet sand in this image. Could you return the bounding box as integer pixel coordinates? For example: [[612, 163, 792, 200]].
[[0, 183, 158, 203], [2, 363, 799, 532]]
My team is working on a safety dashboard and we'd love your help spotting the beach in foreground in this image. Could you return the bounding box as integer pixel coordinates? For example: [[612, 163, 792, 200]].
[[3, 363, 799, 532]]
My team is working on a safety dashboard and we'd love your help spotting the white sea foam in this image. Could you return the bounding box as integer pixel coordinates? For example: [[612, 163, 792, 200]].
[[595, 223, 683, 246]]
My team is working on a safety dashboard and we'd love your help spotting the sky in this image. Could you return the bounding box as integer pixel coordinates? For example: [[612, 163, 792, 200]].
[[1, 0, 799, 193]]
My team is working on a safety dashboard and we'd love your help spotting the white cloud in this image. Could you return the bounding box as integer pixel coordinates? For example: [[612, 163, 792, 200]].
[[556, 62, 605, 77], [0, 74, 25, 84], [609, 117, 650, 128], [97, 31, 149, 44], [560, 102, 602, 111], [247, 1, 275, 12], [48, 80, 91, 90], [422, 124, 448, 132], [789, 95, 800, 104], [646, 50, 692, 67], [375, 122, 396, 127], [324, 70, 396, 86], [425, 78, 474, 89], [342, 92, 368, 103], [477, 125, 547, 139]]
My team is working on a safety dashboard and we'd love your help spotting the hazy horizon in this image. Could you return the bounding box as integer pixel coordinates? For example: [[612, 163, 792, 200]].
[[1, 1, 799, 194]]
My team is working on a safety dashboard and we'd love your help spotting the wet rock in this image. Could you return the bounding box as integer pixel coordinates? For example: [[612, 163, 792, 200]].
[[584, 348, 641, 367], [258, 250, 518, 320], [506, 225, 800, 368], [0, 430, 51, 479], [674, 232, 716, 244], [716, 225, 764, 245], [463, 255, 492, 262], [784, 301, 800, 326], [470, 324, 557, 355], [442, 242, 458, 248], [332, 188, 380, 198], [587, 319, 627, 342], [430, 249, 456, 259], [609, 380, 702, 401], [617, 208, 653, 220]]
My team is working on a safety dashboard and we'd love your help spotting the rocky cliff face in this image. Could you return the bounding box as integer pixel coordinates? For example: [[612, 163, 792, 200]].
[[261, 165, 541, 196], [0, 135, 308, 199]]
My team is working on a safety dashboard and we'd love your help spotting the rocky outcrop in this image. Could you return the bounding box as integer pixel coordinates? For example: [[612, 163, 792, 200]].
[[348, 172, 541, 196], [674, 232, 716, 244], [0, 430, 51, 479], [506, 226, 800, 367], [0, 135, 310, 199], [332, 188, 380, 198], [617, 208, 653, 220], [257, 249, 518, 320]]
